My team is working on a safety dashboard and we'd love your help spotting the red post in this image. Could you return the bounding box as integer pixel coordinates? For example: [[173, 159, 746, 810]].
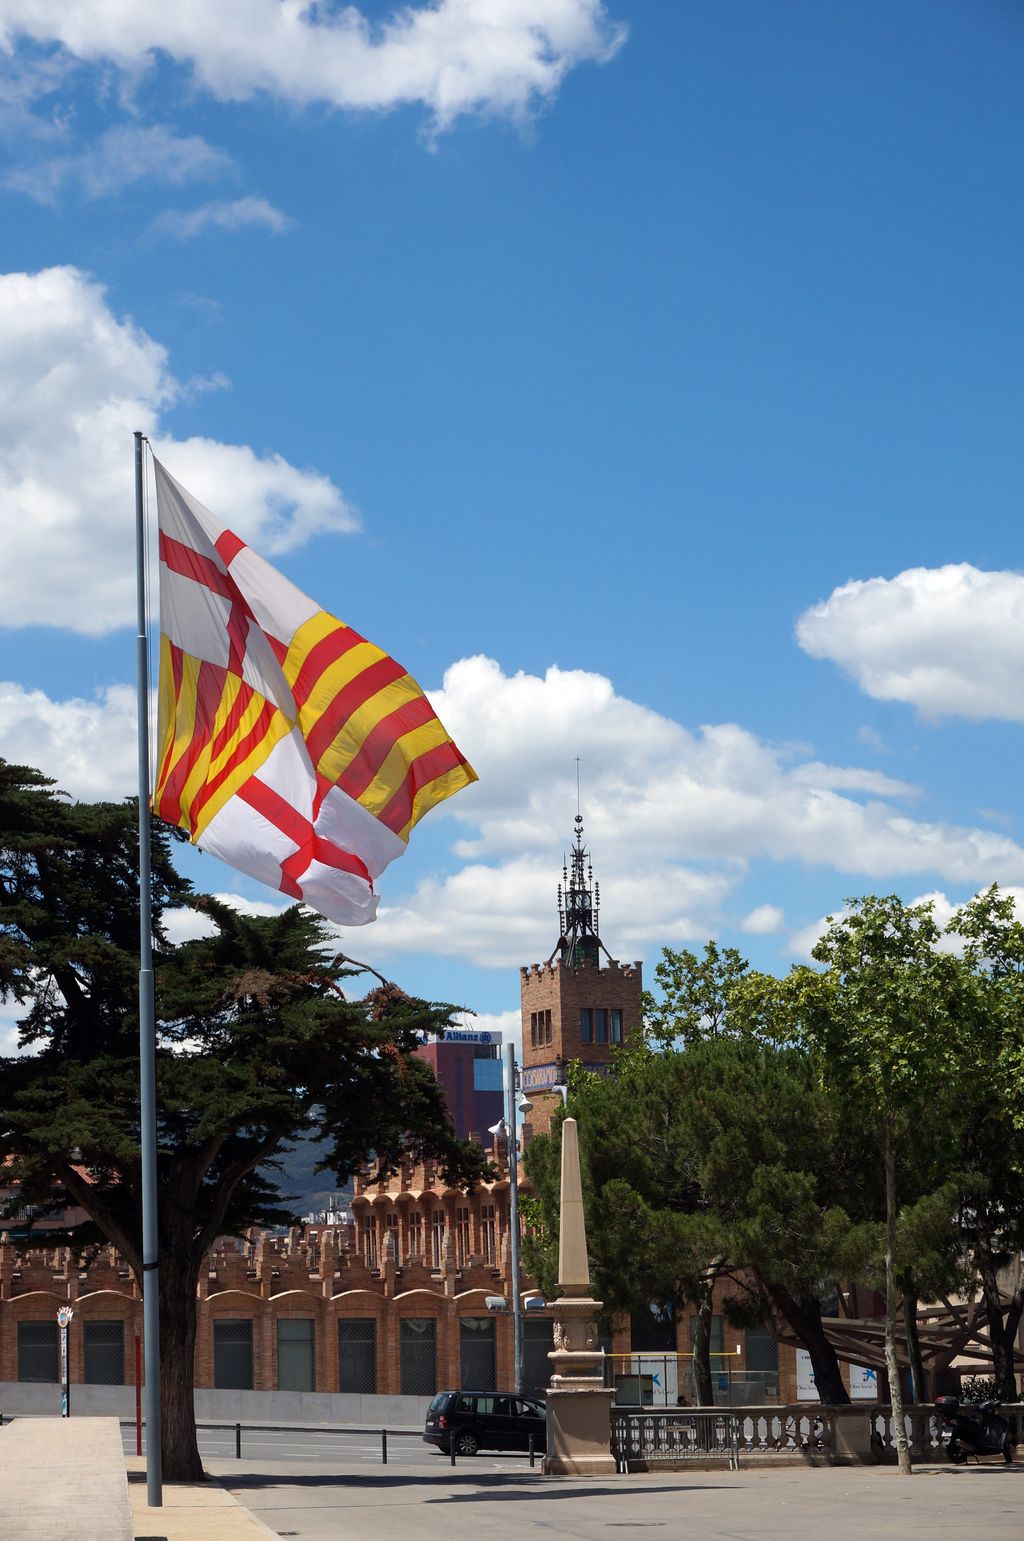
[[135, 1334, 143, 1457]]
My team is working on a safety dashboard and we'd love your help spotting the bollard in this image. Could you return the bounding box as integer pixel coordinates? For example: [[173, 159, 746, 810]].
[[450, 1441, 456, 1467], [529, 1433, 535, 1468], [235, 1422, 241, 1460], [382, 1429, 388, 1465], [134, 1335, 142, 1457]]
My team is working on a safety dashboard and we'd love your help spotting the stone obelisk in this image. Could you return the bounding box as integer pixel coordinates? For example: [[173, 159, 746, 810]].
[[542, 1117, 615, 1475]]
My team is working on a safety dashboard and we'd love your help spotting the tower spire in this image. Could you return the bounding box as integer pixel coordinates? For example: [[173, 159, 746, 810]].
[[552, 763, 603, 968]]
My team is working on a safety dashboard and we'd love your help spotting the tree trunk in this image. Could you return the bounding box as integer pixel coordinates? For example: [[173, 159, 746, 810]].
[[767, 1284, 849, 1405], [975, 1220, 1023, 1403], [156, 1250, 204, 1483], [692, 1289, 715, 1406], [884, 1124, 912, 1474], [902, 1286, 927, 1404]]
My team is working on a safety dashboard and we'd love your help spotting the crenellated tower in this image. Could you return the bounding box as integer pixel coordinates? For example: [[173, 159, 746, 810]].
[[520, 809, 642, 1134]]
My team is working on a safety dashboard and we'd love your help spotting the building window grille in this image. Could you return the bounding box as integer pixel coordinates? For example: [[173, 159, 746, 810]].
[[523, 1316, 555, 1398], [545, 1009, 553, 1044], [610, 1009, 622, 1043], [595, 1008, 608, 1043], [339, 1318, 377, 1394], [362, 1218, 377, 1269], [408, 1210, 423, 1258], [481, 1203, 496, 1264], [455, 1206, 471, 1268], [213, 1319, 254, 1390], [400, 1317, 437, 1396], [580, 1008, 593, 1043], [84, 1320, 124, 1385], [431, 1210, 446, 1267], [18, 1320, 58, 1382], [530, 1011, 538, 1048], [744, 1322, 779, 1398], [277, 1318, 315, 1392], [459, 1316, 496, 1391]]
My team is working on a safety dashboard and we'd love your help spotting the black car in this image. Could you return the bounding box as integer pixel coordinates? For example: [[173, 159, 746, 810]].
[[423, 1390, 547, 1456]]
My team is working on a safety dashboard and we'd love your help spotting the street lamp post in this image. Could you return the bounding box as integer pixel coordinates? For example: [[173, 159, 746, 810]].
[[505, 1042, 524, 1397]]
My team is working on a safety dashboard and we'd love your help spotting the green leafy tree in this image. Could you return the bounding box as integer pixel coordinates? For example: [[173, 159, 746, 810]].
[[945, 887, 1024, 1399], [0, 761, 487, 1480], [524, 1037, 875, 1406], [772, 895, 969, 1474], [643, 940, 751, 1048]]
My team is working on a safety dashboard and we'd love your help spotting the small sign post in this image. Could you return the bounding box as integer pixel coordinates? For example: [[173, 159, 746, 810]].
[[57, 1306, 74, 1417]]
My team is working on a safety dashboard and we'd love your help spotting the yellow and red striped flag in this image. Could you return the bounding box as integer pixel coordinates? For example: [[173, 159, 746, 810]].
[[152, 458, 476, 925]]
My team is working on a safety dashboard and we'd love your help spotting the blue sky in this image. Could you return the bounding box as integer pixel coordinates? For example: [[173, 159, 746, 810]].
[[2, 0, 1023, 1045]]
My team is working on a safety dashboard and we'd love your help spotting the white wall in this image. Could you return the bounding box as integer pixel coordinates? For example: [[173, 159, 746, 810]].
[[0, 1382, 431, 1427]]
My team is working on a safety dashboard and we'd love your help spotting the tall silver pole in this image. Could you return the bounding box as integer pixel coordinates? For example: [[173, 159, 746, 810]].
[[135, 431, 163, 1506], [505, 1042, 524, 1397]]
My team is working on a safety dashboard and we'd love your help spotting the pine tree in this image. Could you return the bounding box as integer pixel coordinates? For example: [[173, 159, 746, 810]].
[[0, 760, 487, 1479]]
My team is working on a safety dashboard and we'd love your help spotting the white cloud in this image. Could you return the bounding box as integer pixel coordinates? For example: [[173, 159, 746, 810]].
[[148, 195, 292, 241], [11, 652, 1024, 975], [162, 892, 286, 946], [452, 1007, 521, 1059], [0, 681, 137, 800], [6, 123, 233, 203], [0, 0, 626, 130], [797, 564, 1024, 723], [368, 855, 731, 969], [353, 656, 1024, 969], [0, 265, 358, 635], [740, 903, 784, 936], [430, 657, 1024, 885]]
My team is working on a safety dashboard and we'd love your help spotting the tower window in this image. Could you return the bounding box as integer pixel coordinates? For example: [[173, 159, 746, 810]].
[[611, 1009, 623, 1043], [595, 1009, 608, 1044], [545, 1009, 552, 1045], [580, 1008, 592, 1044]]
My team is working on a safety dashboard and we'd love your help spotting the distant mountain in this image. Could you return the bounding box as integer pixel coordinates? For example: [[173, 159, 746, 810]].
[[260, 1132, 353, 1221]]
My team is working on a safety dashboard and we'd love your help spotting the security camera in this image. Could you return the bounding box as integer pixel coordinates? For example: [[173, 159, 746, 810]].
[[485, 1295, 509, 1313]]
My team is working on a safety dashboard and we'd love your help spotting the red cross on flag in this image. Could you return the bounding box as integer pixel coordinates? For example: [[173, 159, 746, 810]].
[[151, 458, 477, 925]]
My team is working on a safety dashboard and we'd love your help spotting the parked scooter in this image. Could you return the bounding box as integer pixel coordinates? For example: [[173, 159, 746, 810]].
[[935, 1395, 1015, 1465]]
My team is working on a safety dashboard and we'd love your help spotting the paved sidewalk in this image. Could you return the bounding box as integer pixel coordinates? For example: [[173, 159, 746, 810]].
[[126, 1458, 279, 1540], [1, 1417, 132, 1541], [210, 1456, 1024, 1541]]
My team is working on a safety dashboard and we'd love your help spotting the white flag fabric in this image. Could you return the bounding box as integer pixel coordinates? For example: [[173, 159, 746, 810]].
[[152, 459, 476, 925]]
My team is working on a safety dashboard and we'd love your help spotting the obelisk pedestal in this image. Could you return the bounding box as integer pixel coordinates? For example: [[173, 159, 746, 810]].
[[543, 1117, 615, 1475]]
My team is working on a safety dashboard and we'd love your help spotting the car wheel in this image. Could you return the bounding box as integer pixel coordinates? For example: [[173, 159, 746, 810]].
[[454, 1432, 479, 1456]]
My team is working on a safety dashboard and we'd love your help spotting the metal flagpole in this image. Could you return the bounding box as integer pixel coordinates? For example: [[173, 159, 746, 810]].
[[135, 430, 163, 1506]]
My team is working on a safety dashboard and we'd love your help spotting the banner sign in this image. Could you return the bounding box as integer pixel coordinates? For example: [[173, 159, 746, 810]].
[[439, 1028, 501, 1045], [850, 1363, 879, 1400]]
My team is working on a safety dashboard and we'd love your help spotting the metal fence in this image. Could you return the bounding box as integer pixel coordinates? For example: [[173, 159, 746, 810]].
[[115, 1419, 544, 1468], [611, 1409, 741, 1471], [604, 1353, 779, 1407]]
